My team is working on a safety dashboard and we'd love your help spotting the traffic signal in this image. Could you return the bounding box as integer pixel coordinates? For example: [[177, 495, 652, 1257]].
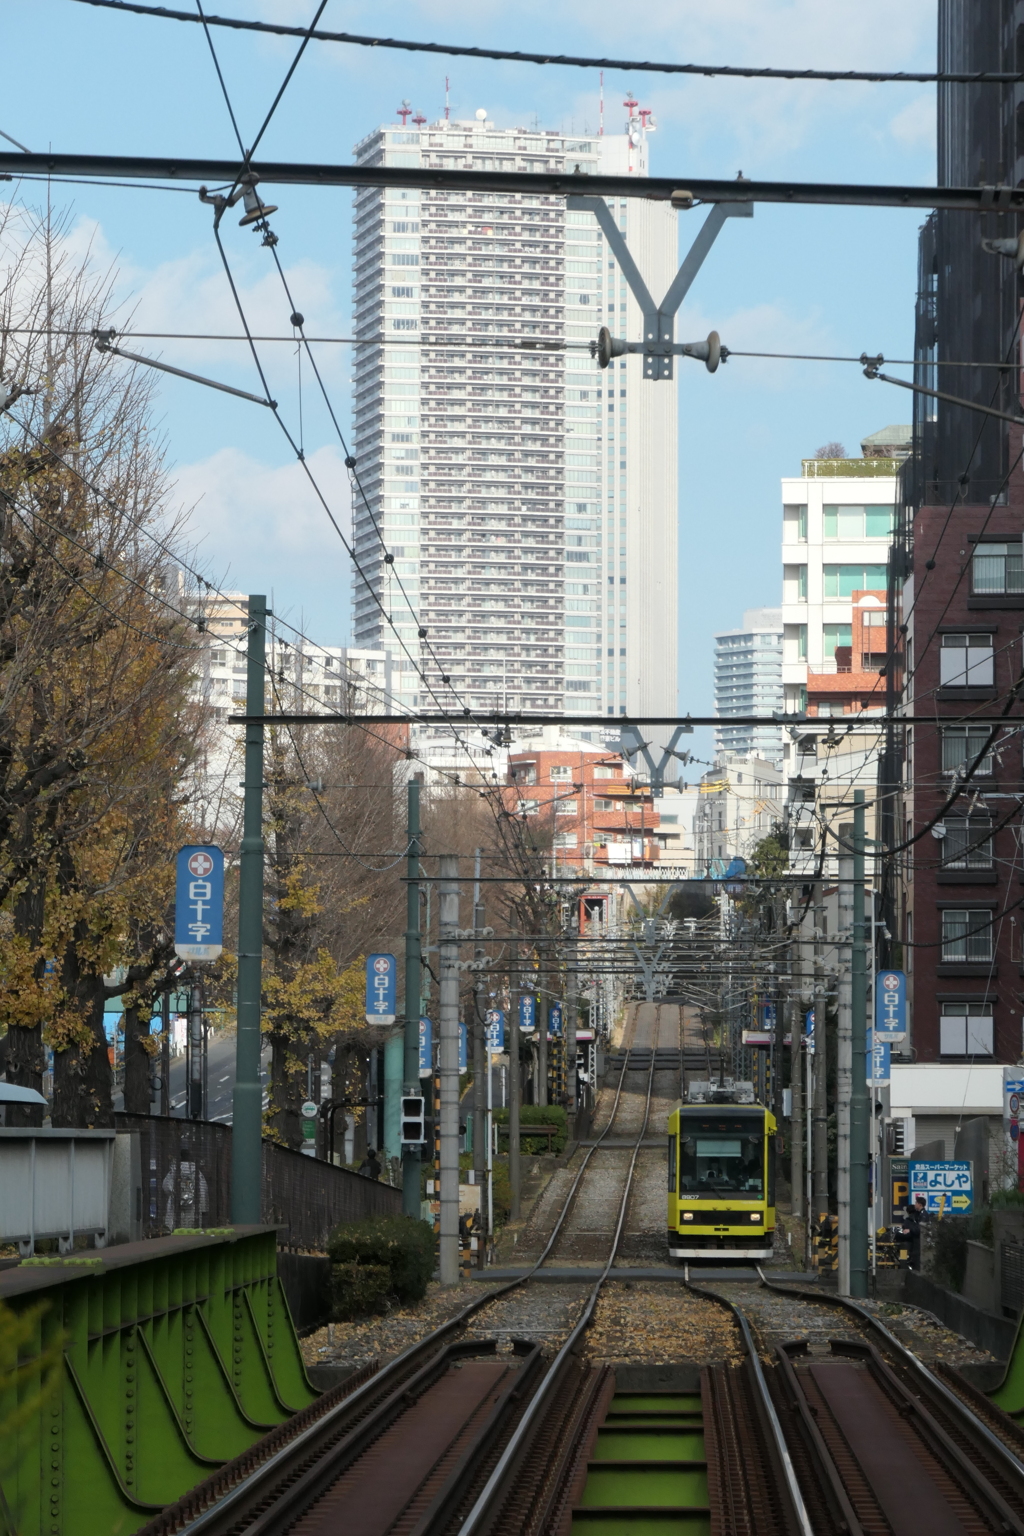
[[401, 1094, 426, 1145]]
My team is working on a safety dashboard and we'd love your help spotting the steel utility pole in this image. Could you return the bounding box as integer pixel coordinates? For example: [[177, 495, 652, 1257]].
[[509, 945, 521, 1220], [850, 791, 870, 1297], [811, 889, 829, 1232], [787, 992, 804, 1221], [837, 824, 854, 1294], [231, 594, 266, 1225], [472, 850, 487, 1265], [402, 780, 422, 1217], [438, 857, 460, 1284]]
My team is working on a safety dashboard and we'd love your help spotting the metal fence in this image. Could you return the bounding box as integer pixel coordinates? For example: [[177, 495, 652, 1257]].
[[115, 1113, 400, 1252]]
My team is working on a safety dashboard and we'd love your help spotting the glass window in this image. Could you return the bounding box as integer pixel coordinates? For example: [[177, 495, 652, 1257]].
[[941, 815, 993, 869], [550, 764, 572, 781], [823, 623, 852, 659], [941, 726, 994, 777], [823, 565, 888, 598], [678, 1117, 764, 1194], [940, 633, 994, 686], [972, 542, 1023, 594], [784, 503, 808, 541], [823, 506, 894, 540], [797, 624, 807, 660], [940, 909, 993, 962], [555, 799, 577, 815], [940, 1004, 994, 1056]]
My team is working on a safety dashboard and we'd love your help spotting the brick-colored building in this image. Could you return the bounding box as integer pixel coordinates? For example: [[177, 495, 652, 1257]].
[[507, 742, 662, 867]]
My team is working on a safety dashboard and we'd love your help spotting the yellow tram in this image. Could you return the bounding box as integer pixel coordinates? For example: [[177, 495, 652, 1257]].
[[667, 1090, 776, 1260]]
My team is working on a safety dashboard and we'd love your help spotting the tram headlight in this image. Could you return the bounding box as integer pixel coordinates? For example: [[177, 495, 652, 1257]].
[[682, 1212, 694, 1221], [750, 1213, 762, 1222]]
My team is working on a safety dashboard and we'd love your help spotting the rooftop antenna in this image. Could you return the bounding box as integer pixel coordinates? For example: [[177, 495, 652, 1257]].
[[599, 70, 604, 136], [444, 76, 450, 121], [397, 99, 412, 125], [413, 111, 426, 127]]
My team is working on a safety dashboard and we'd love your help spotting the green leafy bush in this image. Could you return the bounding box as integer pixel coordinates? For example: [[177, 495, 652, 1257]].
[[330, 1262, 392, 1321], [493, 1104, 568, 1155], [327, 1214, 435, 1317]]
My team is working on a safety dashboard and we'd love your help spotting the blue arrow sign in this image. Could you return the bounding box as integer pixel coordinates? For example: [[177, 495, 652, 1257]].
[[365, 953, 397, 1024], [805, 1009, 815, 1054], [419, 1016, 432, 1076], [519, 995, 536, 1032], [549, 1002, 563, 1038], [874, 969, 907, 1041], [486, 1009, 505, 1052], [174, 846, 224, 961]]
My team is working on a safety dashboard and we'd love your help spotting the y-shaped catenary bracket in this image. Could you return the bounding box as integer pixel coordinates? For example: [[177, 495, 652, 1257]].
[[567, 195, 753, 380], [619, 724, 694, 797]]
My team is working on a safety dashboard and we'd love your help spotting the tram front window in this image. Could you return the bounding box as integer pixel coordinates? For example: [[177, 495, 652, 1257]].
[[679, 1120, 763, 1195]]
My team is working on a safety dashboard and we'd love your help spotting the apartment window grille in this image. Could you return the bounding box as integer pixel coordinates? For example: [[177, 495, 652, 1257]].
[[940, 909, 993, 963], [941, 726, 994, 777], [941, 814, 994, 869], [940, 1002, 994, 1056], [972, 542, 1023, 594], [940, 633, 994, 686], [550, 765, 572, 781], [556, 799, 577, 816]]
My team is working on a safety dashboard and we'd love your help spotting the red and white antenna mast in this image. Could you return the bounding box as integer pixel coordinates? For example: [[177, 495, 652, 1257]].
[[397, 99, 412, 125], [444, 77, 450, 121]]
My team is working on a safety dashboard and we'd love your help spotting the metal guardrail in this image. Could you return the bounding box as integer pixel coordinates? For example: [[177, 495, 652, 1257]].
[[115, 1113, 400, 1252]]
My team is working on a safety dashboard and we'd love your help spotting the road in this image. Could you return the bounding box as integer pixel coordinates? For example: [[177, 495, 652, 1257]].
[[115, 1033, 269, 1121]]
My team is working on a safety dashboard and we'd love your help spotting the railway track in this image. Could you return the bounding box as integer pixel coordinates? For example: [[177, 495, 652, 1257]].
[[687, 1267, 1024, 1536], [137, 1004, 680, 1536]]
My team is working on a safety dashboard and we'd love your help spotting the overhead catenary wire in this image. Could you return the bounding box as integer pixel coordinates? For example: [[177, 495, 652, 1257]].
[[69, 0, 1024, 85]]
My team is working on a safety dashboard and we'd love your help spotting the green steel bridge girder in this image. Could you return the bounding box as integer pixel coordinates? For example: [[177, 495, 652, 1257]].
[[0, 1227, 318, 1536]]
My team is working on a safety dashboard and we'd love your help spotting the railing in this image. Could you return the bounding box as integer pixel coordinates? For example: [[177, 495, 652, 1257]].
[[116, 1112, 400, 1252]]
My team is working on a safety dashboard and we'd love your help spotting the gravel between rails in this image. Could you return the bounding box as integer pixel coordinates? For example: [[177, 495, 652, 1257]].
[[698, 1281, 998, 1370], [585, 1281, 744, 1369]]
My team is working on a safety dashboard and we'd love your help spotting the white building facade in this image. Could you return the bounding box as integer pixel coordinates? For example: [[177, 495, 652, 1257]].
[[713, 607, 783, 764], [694, 757, 783, 873], [349, 105, 679, 744]]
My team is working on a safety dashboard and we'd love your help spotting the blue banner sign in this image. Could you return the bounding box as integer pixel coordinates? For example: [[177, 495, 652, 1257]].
[[459, 1021, 467, 1072], [485, 1009, 505, 1052], [174, 846, 224, 961], [761, 1001, 776, 1033], [519, 995, 536, 1032], [874, 969, 907, 1041], [867, 1030, 890, 1086], [549, 1002, 563, 1038], [805, 1009, 815, 1053], [418, 1017, 432, 1076], [365, 953, 397, 1025], [908, 1159, 973, 1214]]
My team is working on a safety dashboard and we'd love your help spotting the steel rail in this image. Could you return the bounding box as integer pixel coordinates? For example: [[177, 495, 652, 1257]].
[[457, 1011, 665, 1535], [2, 154, 1024, 211], [756, 1267, 1024, 1483], [162, 1011, 665, 1535], [683, 1268, 816, 1536]]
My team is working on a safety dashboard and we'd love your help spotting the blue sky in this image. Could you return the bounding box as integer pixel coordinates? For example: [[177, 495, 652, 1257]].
[[4, 1, 937, 747]]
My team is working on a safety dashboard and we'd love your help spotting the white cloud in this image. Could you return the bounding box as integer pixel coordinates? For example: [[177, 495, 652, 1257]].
[[172, 444, 355, 639]]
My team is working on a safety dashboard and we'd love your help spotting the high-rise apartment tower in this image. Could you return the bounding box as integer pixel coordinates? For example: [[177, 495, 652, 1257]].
[[713, 608, 784, 764], [349, 103, 679, 739]]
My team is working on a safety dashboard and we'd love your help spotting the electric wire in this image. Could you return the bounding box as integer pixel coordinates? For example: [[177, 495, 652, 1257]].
[[69, 1, 1024, 85]]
